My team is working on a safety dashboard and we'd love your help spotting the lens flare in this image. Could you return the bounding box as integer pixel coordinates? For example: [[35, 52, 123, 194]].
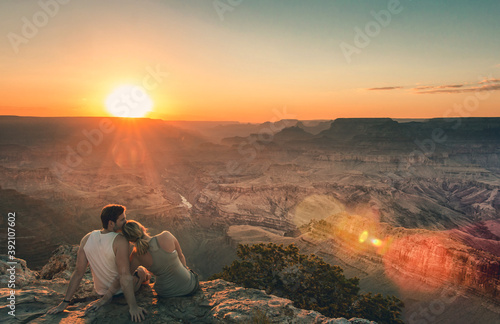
[[112, 138, 146, 168], [372, 238, 382, 247], [359, 231, 369, 243]]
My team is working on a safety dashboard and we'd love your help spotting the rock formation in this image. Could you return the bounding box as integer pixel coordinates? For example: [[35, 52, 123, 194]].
[[0, 247, 376, 324]]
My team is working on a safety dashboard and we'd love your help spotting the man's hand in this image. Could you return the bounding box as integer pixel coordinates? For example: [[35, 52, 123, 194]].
[[47, 301, 69, 314], [129, 306, 147, 322]]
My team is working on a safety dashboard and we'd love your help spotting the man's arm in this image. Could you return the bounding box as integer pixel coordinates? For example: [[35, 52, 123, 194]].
[[47, 233, 90, 314], [114, 235, 147, 322]]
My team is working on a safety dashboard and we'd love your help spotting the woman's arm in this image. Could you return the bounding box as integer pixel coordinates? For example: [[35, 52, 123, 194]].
[[173, 237, 187, 268], [84, 276, 120, 315], [129, 252, 144, 292], [100, 274, 121, 302]]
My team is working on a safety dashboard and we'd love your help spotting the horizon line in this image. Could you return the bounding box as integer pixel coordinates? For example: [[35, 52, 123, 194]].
[[2, 115, 500, 124]]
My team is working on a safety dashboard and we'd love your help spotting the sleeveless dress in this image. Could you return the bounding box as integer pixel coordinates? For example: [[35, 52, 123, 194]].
[[146, 235, 198, 297]]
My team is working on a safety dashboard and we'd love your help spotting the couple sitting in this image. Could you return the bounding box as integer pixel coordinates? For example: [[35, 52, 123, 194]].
[[47, 204, 198, 322]]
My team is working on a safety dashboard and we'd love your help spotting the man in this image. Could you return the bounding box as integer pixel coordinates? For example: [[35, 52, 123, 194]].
[[47, 204, 148, 322]]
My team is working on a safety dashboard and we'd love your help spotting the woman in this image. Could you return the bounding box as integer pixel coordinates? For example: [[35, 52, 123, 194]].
[[121, 220, 199, 297]]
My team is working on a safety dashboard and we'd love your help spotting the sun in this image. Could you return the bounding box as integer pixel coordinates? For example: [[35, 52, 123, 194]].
[[105, 84, 154, 118]]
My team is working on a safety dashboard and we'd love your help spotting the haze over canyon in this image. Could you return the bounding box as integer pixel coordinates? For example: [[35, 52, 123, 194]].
[[1, 116, 499, 323]]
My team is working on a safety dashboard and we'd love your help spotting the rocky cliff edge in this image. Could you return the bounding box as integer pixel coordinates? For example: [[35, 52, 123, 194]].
[[0, 245, 375, 324]]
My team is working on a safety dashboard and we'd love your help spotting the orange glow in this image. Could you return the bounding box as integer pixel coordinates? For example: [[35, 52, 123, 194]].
[[1, 1, 499, 121], [383, 234, 453, 293]]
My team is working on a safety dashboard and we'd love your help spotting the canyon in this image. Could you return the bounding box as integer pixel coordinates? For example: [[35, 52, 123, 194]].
[[1, 116, 499, 323]]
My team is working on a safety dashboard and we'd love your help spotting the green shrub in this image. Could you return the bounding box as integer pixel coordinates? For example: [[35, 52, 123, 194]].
[[210, 243, 404, 324]]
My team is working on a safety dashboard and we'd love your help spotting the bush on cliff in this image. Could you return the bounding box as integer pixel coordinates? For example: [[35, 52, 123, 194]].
[[210, 243, 404, 324]]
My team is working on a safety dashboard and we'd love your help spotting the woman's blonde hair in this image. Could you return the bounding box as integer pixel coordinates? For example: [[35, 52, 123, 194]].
[[122, 220, 150, 255]]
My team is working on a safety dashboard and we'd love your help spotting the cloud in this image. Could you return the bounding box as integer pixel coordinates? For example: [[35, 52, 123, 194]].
[[410, 78, 500, 94], [479, 78, 500, 84], [414, 83, 500, 94], [436, 84, 463, 89], [366, 86, 403, 91], [413, 86, 435, 90], [366, 77, 500, 95], [411, 84, 465, 91]]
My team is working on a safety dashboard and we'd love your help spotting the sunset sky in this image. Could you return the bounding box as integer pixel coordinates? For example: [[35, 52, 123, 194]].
[[1, 0, 499, 122]]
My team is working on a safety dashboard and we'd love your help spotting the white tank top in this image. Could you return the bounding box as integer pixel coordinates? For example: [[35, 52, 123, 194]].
[[83, 230, 120, 295]]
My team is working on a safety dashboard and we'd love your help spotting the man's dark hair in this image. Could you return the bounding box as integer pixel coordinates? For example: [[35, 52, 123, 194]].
[[100, 204, 126, 229]]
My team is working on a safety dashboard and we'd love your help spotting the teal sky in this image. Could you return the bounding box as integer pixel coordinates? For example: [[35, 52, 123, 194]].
[[0, 0, 499, 121]]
